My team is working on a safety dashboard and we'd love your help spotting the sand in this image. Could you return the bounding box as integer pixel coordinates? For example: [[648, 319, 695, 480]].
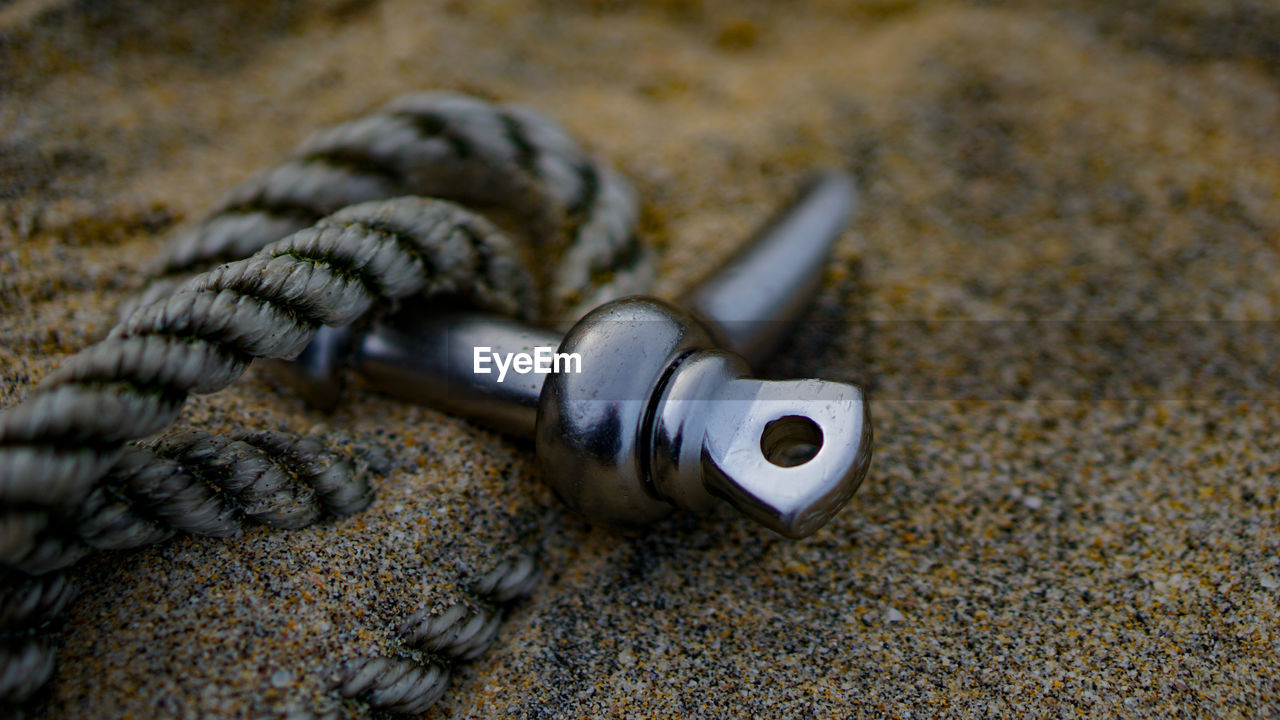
[[2, 0, 1278, 717]]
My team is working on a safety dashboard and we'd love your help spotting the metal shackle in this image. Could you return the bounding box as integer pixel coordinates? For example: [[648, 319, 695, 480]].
[[279, 171, 873, 538], [537, 295, 872, 538]]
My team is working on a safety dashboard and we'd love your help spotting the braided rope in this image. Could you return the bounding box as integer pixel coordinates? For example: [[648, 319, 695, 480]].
[[233, 431, 370, 516], [0, 512, 88, 576], [137, 91, 650, 323], [77, 428, 372, 550], [472, 553, 541, 604], [2, 93, 649, 716], [339, 555, 540, 715], [0, 197, 537, 713], [0, 571, 74, 707], [0, 639, 55, 707], [400, 602, 504, 663], [0, 197, 534, 522], [0, 427, 372, 711], [339, 656, 450, 716], [0, 572, 76, 632], [0, 427, 371, 572]]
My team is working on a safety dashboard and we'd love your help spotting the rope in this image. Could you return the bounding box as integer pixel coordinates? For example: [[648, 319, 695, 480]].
[[0, 92, 650, 716], [0, 639, 55, 707], [0, 197, 534, 519], [0, 196, 539, 713], [133, 91, 651, 323], [0, 571, 77, 631], [339, 554, 540, 715], [0, 571, 75, 706], [80, 428, 372, 548]]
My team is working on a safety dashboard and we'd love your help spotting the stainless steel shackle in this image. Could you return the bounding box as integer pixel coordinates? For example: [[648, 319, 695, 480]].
[[279, 171, 873, 538]]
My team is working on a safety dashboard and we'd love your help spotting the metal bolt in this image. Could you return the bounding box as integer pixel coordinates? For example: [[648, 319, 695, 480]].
[[277, 171, 872, 538]]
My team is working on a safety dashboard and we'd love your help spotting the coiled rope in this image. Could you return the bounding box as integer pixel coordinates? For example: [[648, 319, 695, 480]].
[[134, 91, 649, 322], [0, 571, 74, 707], [0, 92, 651, 715], [1, 197, 532, 551], [4, 429, 371, 576], [339, 555, 541, 715]]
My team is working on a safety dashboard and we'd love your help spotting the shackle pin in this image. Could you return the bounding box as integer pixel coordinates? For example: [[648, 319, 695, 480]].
[[281, 171, 872, 538]]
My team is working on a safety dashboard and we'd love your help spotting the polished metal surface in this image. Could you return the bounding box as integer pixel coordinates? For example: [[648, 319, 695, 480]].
[[534, 297, 716, 528], [679, 170, 858, 366], [352, 303, 559, 437], [276, 170, 873, 537], [537, 298, 873, 538]]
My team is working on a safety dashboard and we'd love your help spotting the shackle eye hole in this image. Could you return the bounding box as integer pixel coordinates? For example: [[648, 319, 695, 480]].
[[760, 415, 823, 468]]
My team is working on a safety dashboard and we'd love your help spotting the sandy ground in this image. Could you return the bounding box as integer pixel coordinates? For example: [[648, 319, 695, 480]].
[[3, 0, 1279, 717]]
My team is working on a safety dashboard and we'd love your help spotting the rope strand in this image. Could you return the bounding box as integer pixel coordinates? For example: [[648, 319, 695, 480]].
[[1, 92, 650, 717], [340, 554, 540, 715], [141, 91, 648, 322], [0, 198, 534, 522]]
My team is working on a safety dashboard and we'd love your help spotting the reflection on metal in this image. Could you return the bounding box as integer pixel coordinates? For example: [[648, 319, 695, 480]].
[[283, 172, 873, 538]]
